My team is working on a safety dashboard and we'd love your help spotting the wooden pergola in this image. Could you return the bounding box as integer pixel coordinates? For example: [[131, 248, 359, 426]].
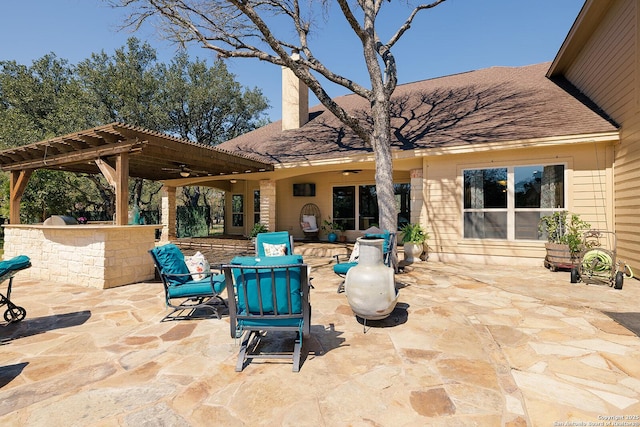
[[0, 122, 272, 225]]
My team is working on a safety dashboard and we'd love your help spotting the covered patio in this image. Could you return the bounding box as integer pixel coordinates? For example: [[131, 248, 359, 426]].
[[1, 257, 639, 425], [0, 122, 272, 288]]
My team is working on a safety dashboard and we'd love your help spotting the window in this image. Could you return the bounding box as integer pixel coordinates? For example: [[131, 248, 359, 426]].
[[333, 186, 355, 230], [232, 194, 244, 227], [463, 165, 564, 240], [332, 183, 411, 231]]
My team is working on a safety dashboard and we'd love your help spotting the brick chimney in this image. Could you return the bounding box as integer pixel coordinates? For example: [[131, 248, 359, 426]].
[[281, 53, 309, 130]]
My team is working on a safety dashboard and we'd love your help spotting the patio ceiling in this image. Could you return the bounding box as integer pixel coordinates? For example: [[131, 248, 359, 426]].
[[0, 122, 273, 181]]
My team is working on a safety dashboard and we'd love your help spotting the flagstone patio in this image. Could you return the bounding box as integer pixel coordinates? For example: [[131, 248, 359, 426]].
[[1, 247, 639, 426]]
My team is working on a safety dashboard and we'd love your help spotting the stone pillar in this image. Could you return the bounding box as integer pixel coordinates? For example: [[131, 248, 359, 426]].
[[260, 180, 277, 231], [410, 168, 426, 226], [161, 186, 177, 241]]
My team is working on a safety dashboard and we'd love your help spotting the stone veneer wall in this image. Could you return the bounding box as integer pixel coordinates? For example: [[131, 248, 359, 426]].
[[2, 225, 159, 289]]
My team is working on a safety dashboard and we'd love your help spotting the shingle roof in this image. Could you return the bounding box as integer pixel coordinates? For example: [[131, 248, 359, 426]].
[[217, 62, 618, 164]]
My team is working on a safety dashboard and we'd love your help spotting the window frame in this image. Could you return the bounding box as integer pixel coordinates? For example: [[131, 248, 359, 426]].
[[331, 182, 411, 231], [462, 163, 567, 241]]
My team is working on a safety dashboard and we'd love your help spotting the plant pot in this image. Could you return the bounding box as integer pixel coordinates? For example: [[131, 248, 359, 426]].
[[338, 235, 347, 243], [344, 237, 398, 320], [327, 232, 338, 243], [544, 242, 578, 270], [403, 242, 424, 263]]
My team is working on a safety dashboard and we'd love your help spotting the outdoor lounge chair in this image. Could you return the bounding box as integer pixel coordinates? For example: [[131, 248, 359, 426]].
[[223, 258, 311, 372], [255, 231, 295, 258], [333, 231, 396, 293], [299, 203, 320, 241], [149, 243, 226, 321]]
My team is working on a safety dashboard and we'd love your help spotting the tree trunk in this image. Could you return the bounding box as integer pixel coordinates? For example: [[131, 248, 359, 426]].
[[371, 96, 397, 235]]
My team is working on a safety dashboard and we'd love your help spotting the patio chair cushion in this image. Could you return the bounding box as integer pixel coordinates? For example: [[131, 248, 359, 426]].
[[166, 275, 226, 298], [334, 261, 357, 276], [151, 244, 191, 285], [0, 255, 31, 277], [255, 231, 294, 258], [302, 215, 318, 232], [234, 264, 303, 315]]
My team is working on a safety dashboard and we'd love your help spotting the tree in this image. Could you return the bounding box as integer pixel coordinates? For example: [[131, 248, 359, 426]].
[[0, 55, 103, 223], [160, 53, 269, 145], [1, 40, 270, 224], [115, 0, 447, 234], [0, 54, 96, 148]]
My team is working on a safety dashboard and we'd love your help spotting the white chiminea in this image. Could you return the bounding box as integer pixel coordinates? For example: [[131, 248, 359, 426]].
[[281, 53, 309, 131]]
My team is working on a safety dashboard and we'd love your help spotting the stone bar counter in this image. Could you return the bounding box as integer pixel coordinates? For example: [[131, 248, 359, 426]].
[[2, 223, 161, 289]]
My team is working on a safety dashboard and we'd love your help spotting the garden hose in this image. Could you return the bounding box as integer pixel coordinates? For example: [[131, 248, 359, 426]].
[[581, 248, 613, 272]]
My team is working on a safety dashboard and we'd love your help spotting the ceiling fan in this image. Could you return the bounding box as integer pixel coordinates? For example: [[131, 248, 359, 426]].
[[162, 164, 194, 177], [341, 169, 362, 176]]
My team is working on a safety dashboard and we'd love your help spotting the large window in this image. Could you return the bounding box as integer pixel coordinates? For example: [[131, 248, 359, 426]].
[[332, 183, 410, 231], [463, 165, 564, 240]]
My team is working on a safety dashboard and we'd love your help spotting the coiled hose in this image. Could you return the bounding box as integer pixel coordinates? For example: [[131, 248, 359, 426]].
[[582, 249, 612, 272], [582, 249, 634, 279]]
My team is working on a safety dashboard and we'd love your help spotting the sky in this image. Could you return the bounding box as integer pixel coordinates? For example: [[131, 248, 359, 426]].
[[0, 0, 586, 121]]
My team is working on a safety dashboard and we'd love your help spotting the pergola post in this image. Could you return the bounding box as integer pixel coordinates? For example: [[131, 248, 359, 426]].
[[9, 169, 33, 224], [161, 186, 177, 241], [115, 153, 129, 226]]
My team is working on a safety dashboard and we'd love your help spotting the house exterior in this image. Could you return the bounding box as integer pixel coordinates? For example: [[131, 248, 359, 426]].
[[547, 0, 640, 275], [164, 0, 637, 271]]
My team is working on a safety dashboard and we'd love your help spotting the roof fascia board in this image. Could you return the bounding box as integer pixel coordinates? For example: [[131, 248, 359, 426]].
[[547, 0, 616, 77], [272, 132, 620, 168], [395, 132, 620, 159]]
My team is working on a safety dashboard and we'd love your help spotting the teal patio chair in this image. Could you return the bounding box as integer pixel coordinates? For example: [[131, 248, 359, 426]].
[[149, 243, 226, 321], [333, 231, 396, 293], [254, 231, 295, 257], [223, 258, 311, 372]]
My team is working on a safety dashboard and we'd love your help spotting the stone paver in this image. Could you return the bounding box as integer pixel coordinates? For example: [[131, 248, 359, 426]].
[[1, 250, 640, 426]]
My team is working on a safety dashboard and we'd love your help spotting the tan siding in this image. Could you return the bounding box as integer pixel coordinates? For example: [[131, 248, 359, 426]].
[[424, 144, 614, 265], [564, 0, 640, 273], [566, 0, 636, 124]]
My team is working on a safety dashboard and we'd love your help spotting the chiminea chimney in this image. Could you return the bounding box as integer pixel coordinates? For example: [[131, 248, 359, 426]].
[[281, 52, 309, 130]]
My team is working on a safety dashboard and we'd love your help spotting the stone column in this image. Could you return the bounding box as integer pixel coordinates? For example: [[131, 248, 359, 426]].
[[260, 179, 277, 231], [410, 168, 426, 225], [161, 186, 177, 241]]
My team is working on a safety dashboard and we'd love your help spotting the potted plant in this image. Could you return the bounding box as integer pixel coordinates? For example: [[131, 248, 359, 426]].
[[400, 223, 429, 263], [249, 223, 268, 240], [538, 211, 590, 270], [322, 217, 343, 243]]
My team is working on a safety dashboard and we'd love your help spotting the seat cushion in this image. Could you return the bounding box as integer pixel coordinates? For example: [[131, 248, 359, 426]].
[[167, 274, 225, 298], [302, 215, 317, 230], [333, 262, 357, 276], [151, 244, 190, 285], [255, 231, 293, 257], [0, 255, 31, 277]]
